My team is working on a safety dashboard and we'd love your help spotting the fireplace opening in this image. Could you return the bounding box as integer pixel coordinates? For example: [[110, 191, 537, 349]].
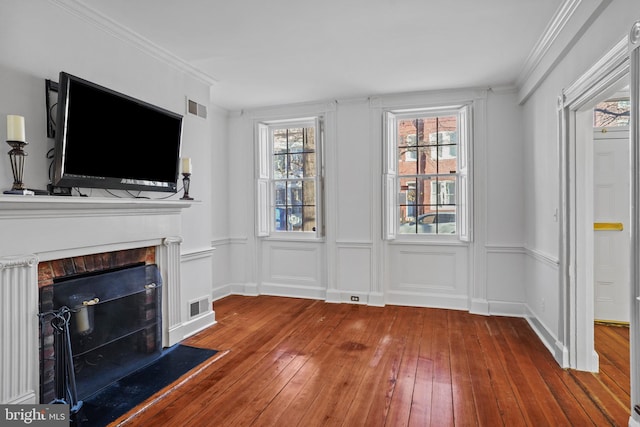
[[40, 262, 163, 403]]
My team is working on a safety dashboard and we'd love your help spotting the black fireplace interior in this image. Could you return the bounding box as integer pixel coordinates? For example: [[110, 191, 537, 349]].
[[51, 263, 163, 400]]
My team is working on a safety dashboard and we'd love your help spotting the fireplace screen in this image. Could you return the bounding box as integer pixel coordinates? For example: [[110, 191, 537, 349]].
[[48, 263, 163, 400]]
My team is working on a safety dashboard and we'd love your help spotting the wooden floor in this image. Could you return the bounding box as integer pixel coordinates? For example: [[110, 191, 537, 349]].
[[115, 295, 631, 426]]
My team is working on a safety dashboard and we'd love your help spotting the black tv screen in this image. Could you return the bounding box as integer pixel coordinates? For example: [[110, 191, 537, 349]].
[[53, 72, 183, 193]]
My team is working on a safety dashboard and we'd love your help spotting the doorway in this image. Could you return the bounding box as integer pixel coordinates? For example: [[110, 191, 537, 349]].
[[558, 36, 629, 373], [593, 100, 630, 325]]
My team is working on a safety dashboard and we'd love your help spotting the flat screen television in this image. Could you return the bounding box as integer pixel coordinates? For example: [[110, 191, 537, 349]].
[[52, 71, 183, 193]]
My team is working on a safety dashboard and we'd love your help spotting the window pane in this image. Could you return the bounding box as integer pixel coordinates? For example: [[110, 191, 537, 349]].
[[289, 153, 304, 178], [399, 148, 418, 175], [434, 177, 456, 206], [303, 180, 315, 205], [398, 205, 457, 235], [273, 129, 288, 154], [274, 154, 287, 179], [274, 181, 286, 206], [288, 206, 303, 231], [594, 99, 630, 127], [274, 207, 287, 231], [288, 180, 302, 205], [399, 178, 416, 224], [398, 118, 426, 145], [303, 153, 316, 177], [304, 127, 315, 151], [418, 147, 436, 174], [288, 128, 304, 152], [302, 206, 316, 231]]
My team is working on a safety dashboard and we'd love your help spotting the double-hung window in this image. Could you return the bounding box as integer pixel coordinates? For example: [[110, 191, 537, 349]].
[[256, 117, 323, 238], [384, 105, 471, 241]]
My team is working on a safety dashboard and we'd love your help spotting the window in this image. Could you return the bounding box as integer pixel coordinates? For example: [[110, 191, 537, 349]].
[[594, 98, 630, 127], [384, 105, 471, 240], [257, 117, 323, 237]]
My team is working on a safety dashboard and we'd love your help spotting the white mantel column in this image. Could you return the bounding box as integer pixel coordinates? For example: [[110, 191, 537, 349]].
[[0, 255, 39, 404], [157, 237, 183, 347]]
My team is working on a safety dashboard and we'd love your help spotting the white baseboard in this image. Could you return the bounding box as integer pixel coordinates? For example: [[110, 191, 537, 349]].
[[259, 282, 326, 300], [524, 305, 565, 367], [181, 311, 217, 340], [488, 301, 527, 317], [385, 291, 468, 310]]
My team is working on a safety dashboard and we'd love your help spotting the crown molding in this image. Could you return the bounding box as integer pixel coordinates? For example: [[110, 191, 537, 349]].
[[516, 0, 581, 89], [516, 0, 612, 104], [562, 36, 628, 109], [49, 0, 218, 87]]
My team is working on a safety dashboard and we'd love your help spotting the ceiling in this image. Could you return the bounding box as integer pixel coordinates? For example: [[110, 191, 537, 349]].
[[79, 0, 563, 111]]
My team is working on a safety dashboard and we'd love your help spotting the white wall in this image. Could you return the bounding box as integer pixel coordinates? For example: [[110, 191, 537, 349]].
[[0, 0, 217, 339]]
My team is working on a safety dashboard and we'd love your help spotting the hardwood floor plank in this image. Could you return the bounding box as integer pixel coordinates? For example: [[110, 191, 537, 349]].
[[462, 315, 507, 427], [407, 308, 436, 427], [240, 302, 354, 426], [471, 316, 525, 426], [492, 318, 562, 426], [338, 306, 403, 426], [294, 305, 393, 426], [383, 307, 425, 426], [427, 308, 455, 426], [114, 296, 631, 427], [449, 310, 480, 425]]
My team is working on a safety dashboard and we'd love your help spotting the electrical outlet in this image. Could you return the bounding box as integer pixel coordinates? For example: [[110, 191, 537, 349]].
[[541, 298, 546, 312], [350, 296, 359, 302]]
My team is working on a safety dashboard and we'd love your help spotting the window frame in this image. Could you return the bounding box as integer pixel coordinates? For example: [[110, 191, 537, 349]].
[[383, 104, 472, 242], [256, 116, 324, 240]]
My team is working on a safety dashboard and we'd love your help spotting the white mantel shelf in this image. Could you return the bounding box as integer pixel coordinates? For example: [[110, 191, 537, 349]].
[[0, 195, 196, 213]]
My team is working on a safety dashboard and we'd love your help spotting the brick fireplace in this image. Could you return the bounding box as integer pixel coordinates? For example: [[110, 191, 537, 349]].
[[0, 196, 214, 405], [38, 247, 157, 403]]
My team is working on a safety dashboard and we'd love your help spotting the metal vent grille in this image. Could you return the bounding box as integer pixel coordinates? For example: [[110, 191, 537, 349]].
[[189, 296, 210, 319], [186, 98, 207, 119]]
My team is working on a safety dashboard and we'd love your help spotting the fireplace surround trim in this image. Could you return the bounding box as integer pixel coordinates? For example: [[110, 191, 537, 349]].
[[0, 197, 199, 405]]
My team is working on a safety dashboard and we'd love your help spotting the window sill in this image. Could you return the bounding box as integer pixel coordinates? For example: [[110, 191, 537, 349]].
[[390, 235, 469, 246], [261, 233, 325, 243]]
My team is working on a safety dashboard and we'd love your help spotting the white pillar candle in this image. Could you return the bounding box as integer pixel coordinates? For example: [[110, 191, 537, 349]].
[[182, 157, 192, 174], [75, 306, 91, 334], [7, 115, 25, 142]]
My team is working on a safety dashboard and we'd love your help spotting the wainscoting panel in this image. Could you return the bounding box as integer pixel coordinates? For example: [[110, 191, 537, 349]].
[[486, 245, 526, 316], [260, 241, 325, 299], [386, 244, 468, 309], [180, 247, 216, 340], [334, 244, 373, 302], [211, 239, 233, 300]]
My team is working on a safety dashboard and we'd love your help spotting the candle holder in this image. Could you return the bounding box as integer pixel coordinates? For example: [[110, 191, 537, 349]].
[[6, 139, 28, 190], [180, 173, 193, 200]]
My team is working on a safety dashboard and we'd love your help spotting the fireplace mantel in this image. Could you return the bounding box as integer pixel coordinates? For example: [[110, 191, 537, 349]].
[[0, 194, 193, 214], [0, 195, 195, 260], [0, 195, 198, 405]]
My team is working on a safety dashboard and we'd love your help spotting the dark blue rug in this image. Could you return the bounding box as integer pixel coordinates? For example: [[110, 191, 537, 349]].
[[78, 344, 218, 426]]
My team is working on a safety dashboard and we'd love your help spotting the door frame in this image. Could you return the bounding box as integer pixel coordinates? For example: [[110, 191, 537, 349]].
[[628, 20, 640, 424], [558, 35, 629, 372]]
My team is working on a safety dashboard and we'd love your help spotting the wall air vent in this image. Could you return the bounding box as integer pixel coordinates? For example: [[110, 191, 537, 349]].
[[186, 98, 207, 119], [189, 296, 210, 319]]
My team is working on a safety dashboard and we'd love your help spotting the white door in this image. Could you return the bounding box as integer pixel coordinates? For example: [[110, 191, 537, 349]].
[[593, 127, 630, 323]]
